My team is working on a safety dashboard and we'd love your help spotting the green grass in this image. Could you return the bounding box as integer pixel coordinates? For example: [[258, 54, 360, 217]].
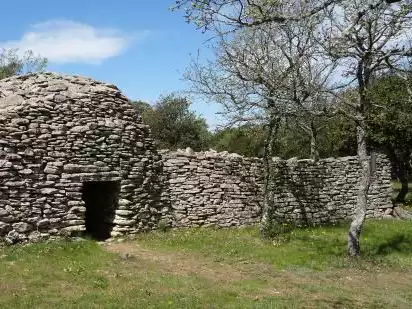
[[135, 220, 412, 270], [1, 220, 412, 308]]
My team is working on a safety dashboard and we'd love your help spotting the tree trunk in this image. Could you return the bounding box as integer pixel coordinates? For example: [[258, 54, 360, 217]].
[[396, 164, 409, 203], [348, 121, 371, 257], [261, 115, 280, 232], [310, 122, 319, 161]]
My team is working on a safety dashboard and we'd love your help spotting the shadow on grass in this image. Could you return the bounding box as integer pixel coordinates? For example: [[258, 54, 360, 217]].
[[374, 234, 412, 256], [297, 231, 412, 258], [267, 220, 412, 266]]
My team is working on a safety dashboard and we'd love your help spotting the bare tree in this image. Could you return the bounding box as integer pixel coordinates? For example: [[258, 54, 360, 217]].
[[172, 1, 400, 34], [319, 0, 412, 256], [172, 0, 344, 33], [184, 2, 339, 236], [184, 2, 339, 158], [0, 48, 47, 80], [272, 20, 338, 161], [178, 0, 412, 256]]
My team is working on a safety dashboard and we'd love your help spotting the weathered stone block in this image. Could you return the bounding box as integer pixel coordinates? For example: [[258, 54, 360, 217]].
[[12, 222, 32, 233]]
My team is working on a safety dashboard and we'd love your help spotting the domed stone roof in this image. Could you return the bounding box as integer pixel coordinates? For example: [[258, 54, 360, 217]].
[[0, 72, 126, 115]]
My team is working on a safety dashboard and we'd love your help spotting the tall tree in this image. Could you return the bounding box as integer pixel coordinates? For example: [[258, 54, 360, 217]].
[[0, 48, 47, 79], [183, 1, 338, 238], [133, 95, 211, 151], [367, 75, 412, 202], [185, 5, 335, 145], [320, 0, 412, 256]]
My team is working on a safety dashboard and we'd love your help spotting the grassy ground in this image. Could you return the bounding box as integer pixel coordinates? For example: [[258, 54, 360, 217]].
[[1, 220, 412, 309]]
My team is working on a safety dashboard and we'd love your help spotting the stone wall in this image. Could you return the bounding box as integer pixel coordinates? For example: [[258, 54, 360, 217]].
[[160, 149, 263, 227], [160, 150, 394, 228], [265, 155, 393, 225]]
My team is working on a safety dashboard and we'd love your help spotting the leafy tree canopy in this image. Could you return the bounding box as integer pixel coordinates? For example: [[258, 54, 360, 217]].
[[211, 124, 266, 157], [133, 95, 211, 151]]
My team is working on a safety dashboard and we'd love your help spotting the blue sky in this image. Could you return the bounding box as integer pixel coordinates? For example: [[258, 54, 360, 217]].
[[0, 0, 222, 127]]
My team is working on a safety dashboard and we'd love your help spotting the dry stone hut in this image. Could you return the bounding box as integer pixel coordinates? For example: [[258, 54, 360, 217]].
[[0, 73, 166, 244]]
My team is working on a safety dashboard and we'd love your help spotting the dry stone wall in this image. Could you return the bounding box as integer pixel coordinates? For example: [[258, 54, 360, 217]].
[[160, 149, 263, 227], [160, 149, 393, 228], [265, 155, 393, 225]]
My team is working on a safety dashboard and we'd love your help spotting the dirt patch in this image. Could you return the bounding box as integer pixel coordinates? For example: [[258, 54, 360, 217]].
[[0, 282, 24, 294], [104, 242, 250, 282]]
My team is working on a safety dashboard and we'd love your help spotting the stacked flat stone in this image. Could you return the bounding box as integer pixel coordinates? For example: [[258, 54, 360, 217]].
[[161, 148, 263, 227], [265, 155, 393, 225], [0, 73, 165, 244], [162, 150, 394, 228]]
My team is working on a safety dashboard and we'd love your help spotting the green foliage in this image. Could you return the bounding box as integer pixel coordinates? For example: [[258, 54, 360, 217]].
[[260, 219, 296, 241], [208, 117, 357, 159], [272, 74, 411, 161], [133, 94, 211, 151], [133, 100, 152, 114], [0, 48, 47, 79], [268, 117, 356, 159], [157, 219, 171, 232], [131, 75, 409, 163], [270, 73, 412, 161], [317, 114, 357, 158], [275, 122, 312, 159], [366, 75, 412, 201], [211, 124, 266, 157], [367, 75, 412, 154]]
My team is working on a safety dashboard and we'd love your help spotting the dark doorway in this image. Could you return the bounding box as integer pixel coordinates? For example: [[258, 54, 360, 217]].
[[82, 181, 120, 240]]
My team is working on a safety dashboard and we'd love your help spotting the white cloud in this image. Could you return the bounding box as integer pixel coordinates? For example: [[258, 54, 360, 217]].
[[1, 20, 148, 64]]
